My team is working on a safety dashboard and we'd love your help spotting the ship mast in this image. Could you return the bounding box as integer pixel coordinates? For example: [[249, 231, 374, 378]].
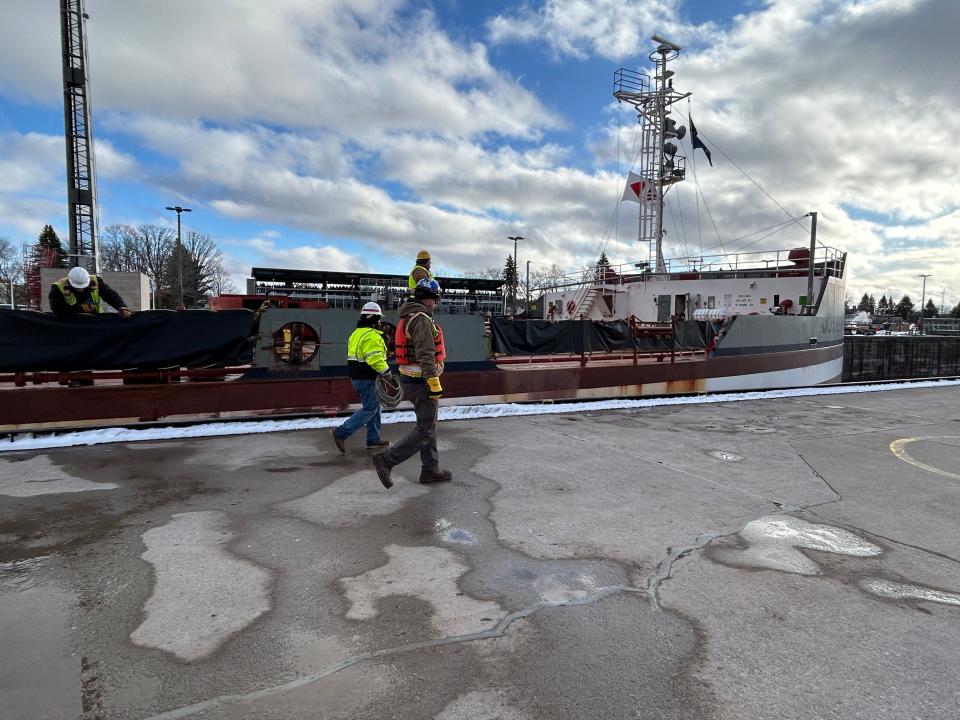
[[614, 36, 691, 273]]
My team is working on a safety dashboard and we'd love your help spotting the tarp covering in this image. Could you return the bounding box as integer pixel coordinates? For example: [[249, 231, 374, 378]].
[[0, 309, 256, 372], [490, 318, 711, 356]]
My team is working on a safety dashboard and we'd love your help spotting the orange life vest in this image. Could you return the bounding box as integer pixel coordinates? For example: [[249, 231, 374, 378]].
[[395, 311, 445, 377]]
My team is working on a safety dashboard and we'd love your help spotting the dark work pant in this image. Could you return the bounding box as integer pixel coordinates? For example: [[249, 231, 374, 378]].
[[381, 379, 439, 472]]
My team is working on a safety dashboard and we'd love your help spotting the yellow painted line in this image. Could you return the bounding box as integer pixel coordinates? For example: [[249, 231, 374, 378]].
[[889, 436, 960, 481]]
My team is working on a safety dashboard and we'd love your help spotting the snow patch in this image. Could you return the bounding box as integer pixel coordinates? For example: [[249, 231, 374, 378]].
[[4, 378, 960, 453], [713, 515, 882, 575]]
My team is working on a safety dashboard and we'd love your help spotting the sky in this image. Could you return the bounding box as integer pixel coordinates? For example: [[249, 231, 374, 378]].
[[0, 0, 957, 309]]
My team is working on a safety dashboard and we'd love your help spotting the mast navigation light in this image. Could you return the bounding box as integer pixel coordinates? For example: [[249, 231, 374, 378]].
[[651, 34, 681, 52]]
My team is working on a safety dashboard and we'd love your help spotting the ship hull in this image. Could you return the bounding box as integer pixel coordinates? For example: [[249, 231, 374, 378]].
[[0, 341, 842, 432]]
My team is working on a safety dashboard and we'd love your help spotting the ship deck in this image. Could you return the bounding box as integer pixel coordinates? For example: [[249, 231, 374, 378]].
[[2, 383, 960, 719]]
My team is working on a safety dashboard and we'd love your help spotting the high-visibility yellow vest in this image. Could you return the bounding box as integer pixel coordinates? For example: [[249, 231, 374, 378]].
[[346, 327, 389, 374], [407, 265, 434, 291], [54, 275, 102, 312]]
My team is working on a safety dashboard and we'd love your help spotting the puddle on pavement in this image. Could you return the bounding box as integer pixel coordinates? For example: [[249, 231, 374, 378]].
[[0, 579, 80, 719], [711, 515, 882, 575], [861, 578, 960, 607], [435, 518, 477, 545]]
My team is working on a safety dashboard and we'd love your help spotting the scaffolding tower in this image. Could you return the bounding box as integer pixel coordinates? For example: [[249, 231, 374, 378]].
[[60, 0, 99, 272]]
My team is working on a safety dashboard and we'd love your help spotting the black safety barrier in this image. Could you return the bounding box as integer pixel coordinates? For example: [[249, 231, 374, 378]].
[[0, 309, 256, 372]]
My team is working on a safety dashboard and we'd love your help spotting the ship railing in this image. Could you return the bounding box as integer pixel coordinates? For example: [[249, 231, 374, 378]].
[[546, 246, 846, 289]]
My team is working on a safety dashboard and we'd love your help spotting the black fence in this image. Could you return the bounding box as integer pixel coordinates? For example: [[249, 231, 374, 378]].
[[843, 336, 960, 382]]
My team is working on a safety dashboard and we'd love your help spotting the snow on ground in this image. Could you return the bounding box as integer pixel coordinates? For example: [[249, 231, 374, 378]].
[[3, 378, 960, 453]]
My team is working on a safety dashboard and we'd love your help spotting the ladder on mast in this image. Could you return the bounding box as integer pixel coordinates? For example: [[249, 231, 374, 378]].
[[60, 0, 99, 272], [614, 38, 691, 273]]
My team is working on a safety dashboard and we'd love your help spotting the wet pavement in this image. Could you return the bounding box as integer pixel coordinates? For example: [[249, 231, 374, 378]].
[[2, 385, 960, 719]]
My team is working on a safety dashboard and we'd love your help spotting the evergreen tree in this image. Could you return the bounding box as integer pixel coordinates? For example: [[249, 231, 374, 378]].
[[868, 294, 876, 314], [877, 294, 888, 315], [923, 298, 937, 318], [894, 295, 915, 320], [37, 224, 66, 266], [951, 302, 960, 319], [503, 255, 518, 311], [857, 293, 871, 312]]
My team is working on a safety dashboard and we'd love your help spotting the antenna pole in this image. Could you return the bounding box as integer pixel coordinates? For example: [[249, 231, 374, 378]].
[[806, 211, 818, 314]]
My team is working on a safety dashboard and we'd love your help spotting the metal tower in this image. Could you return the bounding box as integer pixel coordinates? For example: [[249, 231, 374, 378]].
[[60, 0, 99, 272], [614, 37, 690, 272]]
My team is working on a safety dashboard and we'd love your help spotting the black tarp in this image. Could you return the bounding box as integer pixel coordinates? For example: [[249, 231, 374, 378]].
[[0, 309, 256, 372], [490, 318, 711, 356]]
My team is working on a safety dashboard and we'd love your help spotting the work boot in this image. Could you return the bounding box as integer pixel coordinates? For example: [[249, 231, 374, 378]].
[[419, 468, 452, 484], [366, 439, 390, 449], [372, 452, 393, 489], [330, 429, 346, 454]]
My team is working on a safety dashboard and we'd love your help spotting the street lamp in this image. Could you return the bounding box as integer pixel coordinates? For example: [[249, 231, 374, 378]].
[[918, 273, 931, 332], [507, 235, 523, 313], [165, 205, 192, 308]]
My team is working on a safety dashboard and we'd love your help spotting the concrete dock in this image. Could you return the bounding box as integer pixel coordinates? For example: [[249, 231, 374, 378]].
[[2, 385, 959, 719]]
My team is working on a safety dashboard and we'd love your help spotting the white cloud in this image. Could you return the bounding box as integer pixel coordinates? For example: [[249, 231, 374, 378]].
[[487, 0, 694, 61], [1, 0, 958, 311]]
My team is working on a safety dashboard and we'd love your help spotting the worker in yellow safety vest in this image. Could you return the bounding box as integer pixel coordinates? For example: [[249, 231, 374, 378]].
[[407, 249, 434, 297], [49, 267, 132, 318], [330, 302, 392, 453]]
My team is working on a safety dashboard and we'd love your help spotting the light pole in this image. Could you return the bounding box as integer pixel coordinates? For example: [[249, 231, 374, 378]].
[[165, 205, 191, 308], [526, 259, 531, 317], [918, 273, 931, 331], [507, 235, 523, 314]]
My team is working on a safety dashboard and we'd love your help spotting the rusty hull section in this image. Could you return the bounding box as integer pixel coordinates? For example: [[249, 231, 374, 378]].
[[0, 345, 841, 432]]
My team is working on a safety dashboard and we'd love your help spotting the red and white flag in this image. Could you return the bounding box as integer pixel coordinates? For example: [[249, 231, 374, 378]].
[[622, 172, 657, 204]]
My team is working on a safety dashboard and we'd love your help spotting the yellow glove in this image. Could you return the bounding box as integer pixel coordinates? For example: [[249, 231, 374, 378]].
[[426, 376, 443, 399]]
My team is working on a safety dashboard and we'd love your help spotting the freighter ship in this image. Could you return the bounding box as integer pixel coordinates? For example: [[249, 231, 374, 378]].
[[0, 37, 846, 431]]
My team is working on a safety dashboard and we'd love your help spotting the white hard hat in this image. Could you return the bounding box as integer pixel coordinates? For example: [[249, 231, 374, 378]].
[[67, 267, 90, 290], [360, 301, 383, 316]]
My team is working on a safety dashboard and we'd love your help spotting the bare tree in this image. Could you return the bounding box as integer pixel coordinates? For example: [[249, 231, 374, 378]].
[[464, 267, 504, 280], [530, 263, 567, 293], [100, 224, 145, 273], [209, 259, 238, 296], [0, 237, 19, 304], [135, 224, 175, 299], [182, 231, 221, 299]]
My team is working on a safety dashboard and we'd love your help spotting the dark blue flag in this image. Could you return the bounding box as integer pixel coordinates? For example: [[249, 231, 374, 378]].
[[689, 114, 713, 167]]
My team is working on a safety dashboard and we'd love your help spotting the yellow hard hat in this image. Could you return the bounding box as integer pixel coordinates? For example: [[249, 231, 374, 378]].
[[416, 249, 431, 262]]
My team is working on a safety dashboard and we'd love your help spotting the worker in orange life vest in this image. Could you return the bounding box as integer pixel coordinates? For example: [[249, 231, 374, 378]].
[[371, 278, 450, 489]]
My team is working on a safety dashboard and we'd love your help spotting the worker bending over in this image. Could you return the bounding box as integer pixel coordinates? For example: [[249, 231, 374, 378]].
[[49, 267, 132, 318]]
